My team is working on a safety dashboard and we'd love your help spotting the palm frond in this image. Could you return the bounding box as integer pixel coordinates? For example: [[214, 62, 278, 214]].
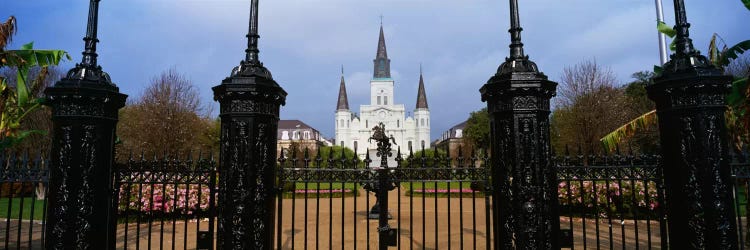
[[719, 40, 750, 67], [0, 16, 16, 50], [657, 21, 676, 38], [600, 110, 658, 152]]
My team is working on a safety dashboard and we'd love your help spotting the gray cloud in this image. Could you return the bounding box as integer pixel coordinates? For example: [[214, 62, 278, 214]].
[[3, 0, 747, 141]]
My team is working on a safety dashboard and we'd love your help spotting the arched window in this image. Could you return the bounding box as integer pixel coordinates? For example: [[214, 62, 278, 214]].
[[347, 120, 349, 128], [353, 141, 358, 150], [421, 118, 425, 126], [397, 120, 400, 127], [366, 120, 368, 128], [408, 141, 412, 150], [384, 96, 388, 105], [377, 96, 381, 105], [340, 119, 344, 128]]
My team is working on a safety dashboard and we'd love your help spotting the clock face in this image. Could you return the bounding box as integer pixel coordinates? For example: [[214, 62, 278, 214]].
[[378, 111, 386, 119]]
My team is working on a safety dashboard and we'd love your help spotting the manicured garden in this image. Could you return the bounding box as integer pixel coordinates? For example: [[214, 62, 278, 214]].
[[0, 197, 45, 220]]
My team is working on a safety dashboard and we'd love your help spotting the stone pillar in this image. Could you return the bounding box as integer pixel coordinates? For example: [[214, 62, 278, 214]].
[[43, 0, 127, 249], [646, 2, 738, 248]]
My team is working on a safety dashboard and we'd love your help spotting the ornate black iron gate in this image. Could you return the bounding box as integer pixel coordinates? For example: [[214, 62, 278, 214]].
[[113, 152, 218, 250], [275, 124, 493, 249]]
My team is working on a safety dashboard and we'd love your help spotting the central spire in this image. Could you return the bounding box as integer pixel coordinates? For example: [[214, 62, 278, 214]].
[[373, 22, 391, 79]]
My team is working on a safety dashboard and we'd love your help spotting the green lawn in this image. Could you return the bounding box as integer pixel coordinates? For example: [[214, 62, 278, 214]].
[[292, 182, 360, 190], [0, 197, 45, 220], [280, 182, 361, 198], [401, 182, 475, 190]]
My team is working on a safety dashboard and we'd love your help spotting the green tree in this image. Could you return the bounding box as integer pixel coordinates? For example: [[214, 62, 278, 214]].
[[0, 16, 70, 149], [1, 66, 64, 153], [463, 108, 489, 152], [311, 146, 359, 168], [400, 148, 447, 168], [552, 60, 629, 155], [116, 68, 214, 155]]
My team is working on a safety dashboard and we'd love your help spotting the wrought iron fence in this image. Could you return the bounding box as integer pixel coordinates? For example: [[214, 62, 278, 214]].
[[0, 151, 218, 250], [731, 149, 750, 249], [113, 151, 218, 250], [0, 151, 48, 249], [555, 150, 666, 249], [275, 146, 493, 249], [3, 148, 750, 249]]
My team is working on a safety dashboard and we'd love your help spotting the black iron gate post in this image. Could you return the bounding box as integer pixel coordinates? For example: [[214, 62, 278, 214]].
[[370, 123, 399, 249], [647, 0, 739, 248], [480, 0, 559, 248], [43, 0, 127, 248], [212, 0, 287, 249]]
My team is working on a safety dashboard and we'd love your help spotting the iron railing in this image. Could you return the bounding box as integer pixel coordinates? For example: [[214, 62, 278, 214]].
[[113, 152, 218, 250], [275, 146, 493, 249], [556, 151, 666, 249], [3, 148, 750, 249], [0, 151, 48, 249]]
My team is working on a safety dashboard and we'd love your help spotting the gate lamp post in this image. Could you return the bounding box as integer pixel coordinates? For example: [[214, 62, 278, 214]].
[[212, 0, 287, 249], [44, 0, 127, 248], [646, 0, 739, 248], [480, 0, 560, 248]]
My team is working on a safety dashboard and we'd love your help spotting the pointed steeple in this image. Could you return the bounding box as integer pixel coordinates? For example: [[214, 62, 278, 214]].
[[337, 66, 349, 110], [416, 66, 428, 109], [373, 22, 391, 79]]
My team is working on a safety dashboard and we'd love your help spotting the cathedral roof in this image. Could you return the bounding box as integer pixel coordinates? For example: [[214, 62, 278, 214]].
[[373, 24, 391, 79], [336, 67, 349, 110], [416, 70, 429, 109]]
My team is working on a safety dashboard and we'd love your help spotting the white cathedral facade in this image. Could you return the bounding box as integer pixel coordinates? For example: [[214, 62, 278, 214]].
[[335, 25, 430, 156]]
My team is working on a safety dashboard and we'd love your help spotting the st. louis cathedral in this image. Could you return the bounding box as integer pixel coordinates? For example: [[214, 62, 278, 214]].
[[335, 24, 431, 156]]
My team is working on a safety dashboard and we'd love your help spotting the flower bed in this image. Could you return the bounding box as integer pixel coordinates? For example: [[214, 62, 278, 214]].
[[117, 183, 214, 215], [558, 180, 660, 218]]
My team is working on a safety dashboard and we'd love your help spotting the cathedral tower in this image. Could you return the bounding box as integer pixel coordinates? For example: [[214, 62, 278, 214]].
[[414, 67, 431, 149]]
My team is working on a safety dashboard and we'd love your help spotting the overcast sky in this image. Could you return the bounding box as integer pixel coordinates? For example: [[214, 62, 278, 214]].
[[3, 0, 748, 140]]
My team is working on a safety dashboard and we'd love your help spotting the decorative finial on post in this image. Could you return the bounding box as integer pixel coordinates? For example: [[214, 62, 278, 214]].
[[81, 0, 100, 68], [245, 0, 260, 64], [657, 0, 712, 72], [62, 0, 115, 86], [508, 0, 525, 60], [496, 0, 539, 74], [230, 0, 273, 79], [672, 0, 696, 56]]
